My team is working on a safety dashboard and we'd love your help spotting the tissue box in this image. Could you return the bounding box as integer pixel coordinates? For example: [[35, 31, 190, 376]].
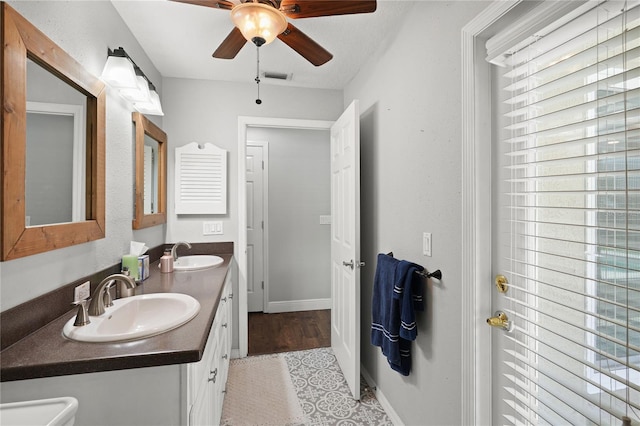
[[138, 255, 150, 281]]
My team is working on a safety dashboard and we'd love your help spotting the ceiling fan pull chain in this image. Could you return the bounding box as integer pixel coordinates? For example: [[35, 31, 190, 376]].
[[255, 45, 262, 105]]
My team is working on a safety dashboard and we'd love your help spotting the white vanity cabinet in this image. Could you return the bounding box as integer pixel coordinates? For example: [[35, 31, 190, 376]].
[[1, 273, 234, 426], [189, 273, 232, 426]]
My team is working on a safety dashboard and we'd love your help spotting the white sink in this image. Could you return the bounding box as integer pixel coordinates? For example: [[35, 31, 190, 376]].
[[174, 255, 223, 271], [0, 397, 78, 426], [63, 293, 200, 343]]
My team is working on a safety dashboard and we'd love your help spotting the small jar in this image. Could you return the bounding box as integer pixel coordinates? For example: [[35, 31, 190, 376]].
[[160, 249, 174, 273]]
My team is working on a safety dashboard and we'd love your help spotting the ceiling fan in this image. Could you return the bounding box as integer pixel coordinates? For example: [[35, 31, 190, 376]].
[[170, 0, 377, 66]]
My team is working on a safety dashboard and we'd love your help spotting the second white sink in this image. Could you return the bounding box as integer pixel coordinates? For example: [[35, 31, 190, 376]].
[[0, 397, 78, 426], [173, 255, 223, 271], [63, 293, 200, 343]]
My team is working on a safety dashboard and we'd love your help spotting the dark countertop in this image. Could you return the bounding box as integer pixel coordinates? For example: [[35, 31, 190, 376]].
[[0, 254, 232, 382]]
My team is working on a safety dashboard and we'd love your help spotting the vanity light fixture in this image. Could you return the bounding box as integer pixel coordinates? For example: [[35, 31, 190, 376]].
[[101, 48, 137, 89], [101, 47, 164, 116]]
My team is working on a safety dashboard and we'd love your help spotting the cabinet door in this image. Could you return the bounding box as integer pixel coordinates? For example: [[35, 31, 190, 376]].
[[190, 314, 220, 404], [190, 379, 211, 426], [217, 323, 230, 419], [208, 336, 222, 425], [225, 275, 233, 353]]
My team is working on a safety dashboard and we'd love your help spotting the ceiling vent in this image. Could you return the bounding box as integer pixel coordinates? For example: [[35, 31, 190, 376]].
[[262, 71, 291, 81]]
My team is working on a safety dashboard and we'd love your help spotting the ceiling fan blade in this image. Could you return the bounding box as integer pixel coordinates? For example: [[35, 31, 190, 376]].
[[213, 27, 247, 59], [278, 23, 333, 66], [280, 0, 376, 18], [170, 0, 234, 11]]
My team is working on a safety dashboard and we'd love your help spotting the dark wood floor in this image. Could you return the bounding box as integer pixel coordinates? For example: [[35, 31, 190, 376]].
[[248, 309, 331, 356]]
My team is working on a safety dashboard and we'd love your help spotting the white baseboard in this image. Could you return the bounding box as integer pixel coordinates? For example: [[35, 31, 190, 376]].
[[266, 298, 331, 313], [231, 349, 241, 359], [360, 365, 404, 426]]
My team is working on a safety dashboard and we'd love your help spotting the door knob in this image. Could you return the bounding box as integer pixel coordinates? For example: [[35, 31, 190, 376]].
[[486, 311, 513, 331], [343, 260, 365, 269], [343, 260, 354, 269]]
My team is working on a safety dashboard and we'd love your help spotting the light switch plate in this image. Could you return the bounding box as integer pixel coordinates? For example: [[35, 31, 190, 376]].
[[423, 232, 432, 257], [203, 221, 223, 235]]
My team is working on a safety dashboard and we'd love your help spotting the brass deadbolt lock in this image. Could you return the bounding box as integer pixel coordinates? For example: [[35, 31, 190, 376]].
[[495, 275, 508, 293]]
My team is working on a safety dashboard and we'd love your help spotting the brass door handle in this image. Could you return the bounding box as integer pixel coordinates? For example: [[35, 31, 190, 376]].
[[486, 311, 513, 332]]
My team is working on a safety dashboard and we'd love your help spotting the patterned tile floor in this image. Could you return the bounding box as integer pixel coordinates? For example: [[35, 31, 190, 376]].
[[284, 348, 393, 426]]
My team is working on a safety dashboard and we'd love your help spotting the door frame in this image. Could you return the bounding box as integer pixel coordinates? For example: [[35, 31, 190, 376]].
[[461, 1, 522, 424], [237, 116, 334, 358]]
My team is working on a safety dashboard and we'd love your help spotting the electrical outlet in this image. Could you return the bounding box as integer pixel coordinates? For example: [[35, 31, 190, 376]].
[[423, 232, 432, 257], [74, 281, 91, 302]]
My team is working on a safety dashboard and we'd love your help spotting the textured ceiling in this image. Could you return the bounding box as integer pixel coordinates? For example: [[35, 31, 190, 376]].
[[111, 0, 412, 90]]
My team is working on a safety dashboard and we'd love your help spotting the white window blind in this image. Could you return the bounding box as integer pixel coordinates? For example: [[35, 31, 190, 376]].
[[493, 0, 640, 424]]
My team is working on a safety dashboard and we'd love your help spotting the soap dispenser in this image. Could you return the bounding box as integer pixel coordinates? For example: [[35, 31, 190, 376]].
[[160, 249, 174, 273]]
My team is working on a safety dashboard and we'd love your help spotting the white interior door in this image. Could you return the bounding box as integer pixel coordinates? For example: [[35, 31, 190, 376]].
[[247, 143, 266, 312], [330, 100, 361, 400]]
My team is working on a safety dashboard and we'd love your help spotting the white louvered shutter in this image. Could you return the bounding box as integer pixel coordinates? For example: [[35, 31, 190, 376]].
[[175, 142, 227, 214]]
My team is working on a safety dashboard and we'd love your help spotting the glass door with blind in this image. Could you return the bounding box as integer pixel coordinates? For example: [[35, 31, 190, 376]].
[[489, 1, 640, 424]]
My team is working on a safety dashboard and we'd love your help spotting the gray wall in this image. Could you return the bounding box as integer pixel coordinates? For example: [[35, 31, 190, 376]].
[[161, 79, 342, 247], [247, 127, 331, 307], [1, 1, 165, 311], [344, 2, 490, 425]]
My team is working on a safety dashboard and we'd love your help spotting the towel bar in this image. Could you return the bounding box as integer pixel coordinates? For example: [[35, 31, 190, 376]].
[[415, 269, 442, 280], [385, 252, 442, 280]]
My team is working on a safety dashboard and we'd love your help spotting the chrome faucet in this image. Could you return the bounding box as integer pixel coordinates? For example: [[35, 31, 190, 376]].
[[87, 273, 137, 316], [171, 241, 192, 261]]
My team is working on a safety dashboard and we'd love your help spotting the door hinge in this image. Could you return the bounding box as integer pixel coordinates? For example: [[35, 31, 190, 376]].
[[261, 220, 264, 230], [262, 160, 264, 170], [261, 281, 264, 289]]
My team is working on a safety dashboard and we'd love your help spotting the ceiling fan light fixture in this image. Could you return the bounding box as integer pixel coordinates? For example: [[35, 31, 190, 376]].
[[231, 2, 287, 46]]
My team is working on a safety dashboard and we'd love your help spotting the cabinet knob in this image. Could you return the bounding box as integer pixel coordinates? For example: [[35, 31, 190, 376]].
[[222, 354, 228, 360], [222, 323, 228, 328], [221, 297, 227, 303], [208, 368, 218, 383]]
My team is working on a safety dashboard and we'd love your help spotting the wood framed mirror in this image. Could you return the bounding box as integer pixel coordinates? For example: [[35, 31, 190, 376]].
[[132, 112, 166, 229], [1, 3, 106, 261]]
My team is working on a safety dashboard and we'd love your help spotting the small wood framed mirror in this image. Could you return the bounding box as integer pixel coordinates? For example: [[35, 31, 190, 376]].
[[132, 112, 167, 229], [1, 3, 106, 261]]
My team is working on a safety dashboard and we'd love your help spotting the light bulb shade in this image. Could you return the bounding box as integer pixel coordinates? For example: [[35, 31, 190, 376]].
[[119, 75, 151, 103], [101, 55, 138, 89], [134, 90, 164, 116], [231, 3, 287, 46]]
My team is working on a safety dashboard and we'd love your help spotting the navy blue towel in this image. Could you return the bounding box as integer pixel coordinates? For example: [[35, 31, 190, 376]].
[[390, 260, 425, 375], [371, 253, 425, 376], [371, 253, 401, 366]]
